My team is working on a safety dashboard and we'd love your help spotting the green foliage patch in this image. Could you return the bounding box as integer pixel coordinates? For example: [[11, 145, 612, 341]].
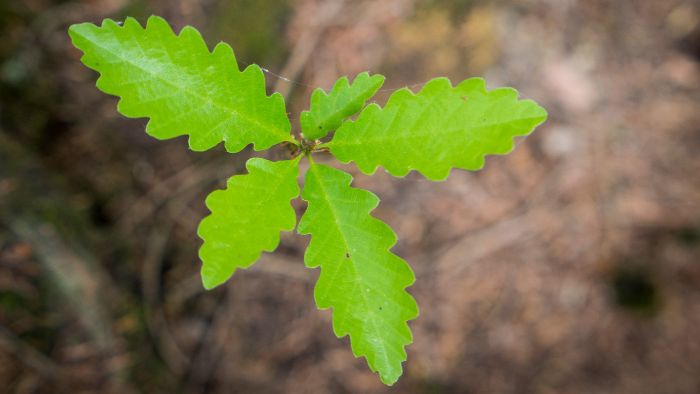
[[69, 15, 547, 385]]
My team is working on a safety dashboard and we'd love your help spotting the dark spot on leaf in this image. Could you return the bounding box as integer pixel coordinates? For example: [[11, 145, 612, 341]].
[[345, 252, 350, 258], [379, 306, 383, 310]]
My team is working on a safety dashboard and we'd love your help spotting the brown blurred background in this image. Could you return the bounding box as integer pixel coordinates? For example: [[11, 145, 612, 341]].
[[1, 0, 700, 393]]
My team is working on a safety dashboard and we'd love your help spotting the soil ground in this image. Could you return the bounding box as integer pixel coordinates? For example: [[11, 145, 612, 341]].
[[1, 0, 699, 393]]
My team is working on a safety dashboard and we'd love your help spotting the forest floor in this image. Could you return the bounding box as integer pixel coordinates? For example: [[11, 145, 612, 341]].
[[1, 0, 699, 393]]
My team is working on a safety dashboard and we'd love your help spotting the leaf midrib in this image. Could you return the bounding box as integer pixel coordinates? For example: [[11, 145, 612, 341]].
[[225, 164, 296, 231], [307, 162, 390, 368], [329, 114, 545, 148], [72, 27, 292, 142], [313, 80, 379, 131]]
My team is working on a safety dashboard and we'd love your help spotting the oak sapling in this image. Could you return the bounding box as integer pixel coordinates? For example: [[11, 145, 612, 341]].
[[68, 15, 547, 385]]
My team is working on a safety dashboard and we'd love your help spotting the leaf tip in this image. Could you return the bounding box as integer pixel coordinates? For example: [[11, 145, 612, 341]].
[[146, 14, 167, 25], [536, 102, 549, 121], [379, 372, 402, 386], [67, 20, 98, 42], [201, 272, 223, 290], [66, 22, 81, 35], [199, 255, 232, 290], [373, 73, 387, 84]]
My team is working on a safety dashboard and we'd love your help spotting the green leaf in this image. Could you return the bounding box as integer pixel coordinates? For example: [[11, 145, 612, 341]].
[[298, 160, 418, 385], [198, 157, 300, 289], [328, 77, 547, 180], [301, 72, 385, 140], [68, 16, 293, 153]]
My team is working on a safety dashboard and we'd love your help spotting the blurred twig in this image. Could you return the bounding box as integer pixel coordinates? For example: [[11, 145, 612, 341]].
[[141, 217, 190, 375], [0, 325, 58, 377], [274, 0, 347, 100], [0, 131, 134, 393]]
